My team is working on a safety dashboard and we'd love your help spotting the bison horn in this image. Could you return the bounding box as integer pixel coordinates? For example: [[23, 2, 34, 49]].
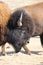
[[17, 12, 23, 27]]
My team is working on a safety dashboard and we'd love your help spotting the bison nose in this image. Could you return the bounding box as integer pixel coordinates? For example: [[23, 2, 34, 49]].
[[15, 44, 22, 53]]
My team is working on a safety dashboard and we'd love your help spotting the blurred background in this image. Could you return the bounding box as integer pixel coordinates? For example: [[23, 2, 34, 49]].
[[0, 0, 43, 10]]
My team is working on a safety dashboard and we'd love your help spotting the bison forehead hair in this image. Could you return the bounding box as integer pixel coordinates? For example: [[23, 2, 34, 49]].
[[7, 9, 34, 36]]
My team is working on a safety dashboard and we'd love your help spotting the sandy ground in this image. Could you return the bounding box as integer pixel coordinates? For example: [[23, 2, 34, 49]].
[[1, 0, 43, 10], [0, 0, 43, 65], [0, 37, 43, 65]]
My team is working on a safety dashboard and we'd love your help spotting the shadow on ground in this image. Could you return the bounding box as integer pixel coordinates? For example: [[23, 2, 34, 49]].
[[0, 50, 43, 56], [20, 50, 43, 55]]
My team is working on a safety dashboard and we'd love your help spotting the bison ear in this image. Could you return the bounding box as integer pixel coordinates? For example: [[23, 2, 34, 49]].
[[17, 12, 23, 27]]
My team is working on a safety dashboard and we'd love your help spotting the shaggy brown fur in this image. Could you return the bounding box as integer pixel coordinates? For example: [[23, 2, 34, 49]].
[[0, 2, 11, 27], [0, 2, 11, 55]]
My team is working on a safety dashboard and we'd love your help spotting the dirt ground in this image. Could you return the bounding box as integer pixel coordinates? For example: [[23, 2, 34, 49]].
[[0, 0, 43, 65], [0, 37, 43, 65]]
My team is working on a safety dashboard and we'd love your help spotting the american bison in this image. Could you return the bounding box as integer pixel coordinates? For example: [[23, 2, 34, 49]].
[[0, 1, 30, 55], [0, 1, 11, 55], [7, 2, 43, 54]]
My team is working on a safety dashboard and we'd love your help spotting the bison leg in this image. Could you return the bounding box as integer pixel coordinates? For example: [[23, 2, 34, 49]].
[[1, 44, 5, 56], [40, 33, 43, 47], [1, 35, 6, 56], [23, 45, 31, 55]]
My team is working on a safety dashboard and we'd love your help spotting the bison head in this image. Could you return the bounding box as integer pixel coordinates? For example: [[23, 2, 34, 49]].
[[5, 29, 30, 53]]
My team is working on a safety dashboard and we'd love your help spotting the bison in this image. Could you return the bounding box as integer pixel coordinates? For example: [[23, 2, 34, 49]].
[[0, 1, 11, 55], [0, 1, 30, 55], [7, 2, 43, 54]]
